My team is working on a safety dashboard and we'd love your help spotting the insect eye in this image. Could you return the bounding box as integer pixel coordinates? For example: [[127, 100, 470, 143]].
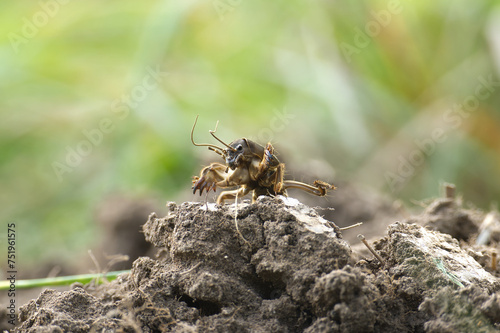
[[237, 144, 243, 151]]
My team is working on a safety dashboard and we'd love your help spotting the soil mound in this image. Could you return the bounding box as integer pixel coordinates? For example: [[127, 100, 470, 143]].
[[15, 196, 500, 332]]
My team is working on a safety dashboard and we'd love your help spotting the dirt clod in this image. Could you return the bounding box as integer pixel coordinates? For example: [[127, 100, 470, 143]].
[[418, 198, 480, 241], [13, 195, 500, 332]]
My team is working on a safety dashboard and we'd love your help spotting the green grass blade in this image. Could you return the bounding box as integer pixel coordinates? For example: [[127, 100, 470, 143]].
[[0, 270, 130, 290]]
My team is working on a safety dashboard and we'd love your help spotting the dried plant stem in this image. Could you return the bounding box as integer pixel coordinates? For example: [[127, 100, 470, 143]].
[[492, 250, 497, 271], [339, 222, 363, 231], [358, 234, 385, 265], [444, 183, 456, 199], [234, 193, 250, 247]]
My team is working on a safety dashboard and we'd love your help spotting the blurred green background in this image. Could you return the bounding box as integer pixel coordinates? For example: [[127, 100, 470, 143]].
[[1, 0, 500, 273]]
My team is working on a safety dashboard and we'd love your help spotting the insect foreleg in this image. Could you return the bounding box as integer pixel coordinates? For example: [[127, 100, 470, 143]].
[[192, 162, 229, 195]]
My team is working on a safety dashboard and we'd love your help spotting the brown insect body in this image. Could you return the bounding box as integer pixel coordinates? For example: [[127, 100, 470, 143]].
[[191, 116, 335, 204]]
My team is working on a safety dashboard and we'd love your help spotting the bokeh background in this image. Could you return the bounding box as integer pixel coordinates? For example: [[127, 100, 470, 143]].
[[1, 0, 500, 275]]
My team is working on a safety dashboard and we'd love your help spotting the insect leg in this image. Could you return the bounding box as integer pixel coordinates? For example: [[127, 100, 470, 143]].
[[217, 186, 252, 205], [273, 162, 286, 194], [254, 143, 279, 178], [192, 162, 228, 195], [282, 180, 336, 196]]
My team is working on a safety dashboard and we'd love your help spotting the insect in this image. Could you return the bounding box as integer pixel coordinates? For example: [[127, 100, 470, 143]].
[[191, 116, 336, 204]]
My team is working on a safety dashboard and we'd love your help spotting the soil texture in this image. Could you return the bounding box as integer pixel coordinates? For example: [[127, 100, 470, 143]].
[[11, 195, 500, 332]]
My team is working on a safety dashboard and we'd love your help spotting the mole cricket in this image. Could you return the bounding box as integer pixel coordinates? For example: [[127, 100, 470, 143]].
[[191, 116, 335, 204]]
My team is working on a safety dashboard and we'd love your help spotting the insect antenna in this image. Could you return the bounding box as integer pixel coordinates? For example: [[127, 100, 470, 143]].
[[209, 121, 237, 152], [191, 115, 228, 156]]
